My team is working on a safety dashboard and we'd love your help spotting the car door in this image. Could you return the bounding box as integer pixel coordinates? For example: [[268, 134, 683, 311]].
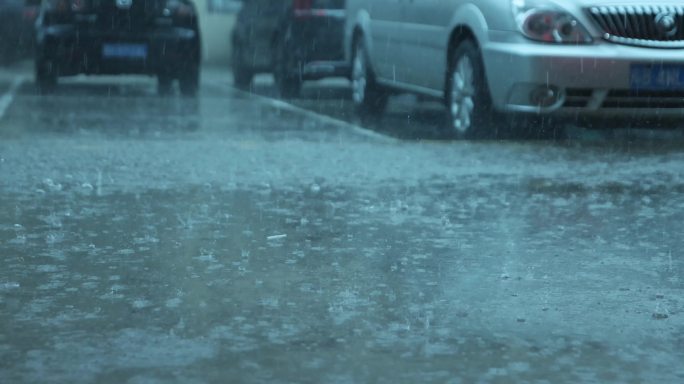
[[366, 0, 407, 83], [400, 0, 455, 91]]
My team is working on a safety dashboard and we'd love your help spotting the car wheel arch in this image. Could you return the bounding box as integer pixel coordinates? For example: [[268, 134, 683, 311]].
[[447, 4, 490, 46], [346, 10, 373, 68], [447, 26, 479, 69], [350, 27, 368, 63], [446, 26, 487, 100], [445, 8, 492, 107]]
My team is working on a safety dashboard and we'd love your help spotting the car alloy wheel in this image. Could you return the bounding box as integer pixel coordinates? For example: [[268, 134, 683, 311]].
[[449, 56, 476, 135], [351, 43, 367, 105], [351, 37, 387, 117], [445, 39, 499, 139]]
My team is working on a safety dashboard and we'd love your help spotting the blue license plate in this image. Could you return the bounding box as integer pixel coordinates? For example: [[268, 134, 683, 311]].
[[630, 64, 684, 91], [102, 43, 147, 59]]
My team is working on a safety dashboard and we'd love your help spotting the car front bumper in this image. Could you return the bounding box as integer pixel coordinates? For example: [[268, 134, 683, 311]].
[[483, 32, 684, 120], [36, 25, 199, 76]]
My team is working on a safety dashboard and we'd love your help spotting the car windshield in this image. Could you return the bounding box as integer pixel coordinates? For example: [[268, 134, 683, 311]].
[[1, 0, 683, 382]]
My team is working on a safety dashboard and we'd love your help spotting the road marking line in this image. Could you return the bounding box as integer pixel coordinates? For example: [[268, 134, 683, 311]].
[[0, 77, 24, 121], [213, 81, 398, 144]]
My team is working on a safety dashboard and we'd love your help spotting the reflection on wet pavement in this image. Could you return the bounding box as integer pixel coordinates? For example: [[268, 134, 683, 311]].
[[246, 74, 684, 143], [1, 65, 683, 383], [2, 169, 684, 382]]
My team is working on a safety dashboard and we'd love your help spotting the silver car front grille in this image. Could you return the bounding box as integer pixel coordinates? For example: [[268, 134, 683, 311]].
[[562, 89, 684, 110], [587, 5, 684, 48], [602, 90, 684, 109]]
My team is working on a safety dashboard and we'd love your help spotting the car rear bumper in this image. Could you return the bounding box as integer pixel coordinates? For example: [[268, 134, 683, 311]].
[[36, 25, 200, 76], [302, 60, 349, 79], [483, 32, 684, 119], [291, 12, 349, 79]]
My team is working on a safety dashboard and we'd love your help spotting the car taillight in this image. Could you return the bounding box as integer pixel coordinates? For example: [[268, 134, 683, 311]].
[[160, 0, 196, 28], [48, 0, 87, 13], [293, 0, 312, 11], [294, 0, 320, 18], [164, 0, 195, 17], [176, 4, 194, 17], [71, 0, 86, 12], [22, 6, 39, 21], [292, 0, 339, 18], [51, 0, 69, 12]]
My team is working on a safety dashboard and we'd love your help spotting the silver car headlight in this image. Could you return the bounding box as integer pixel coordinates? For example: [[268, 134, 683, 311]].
[[512, 0, 592, 44]]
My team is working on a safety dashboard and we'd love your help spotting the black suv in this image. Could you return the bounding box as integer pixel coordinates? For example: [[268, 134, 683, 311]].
[[231, 0, 347, 97], [34, 0, 201, 95]]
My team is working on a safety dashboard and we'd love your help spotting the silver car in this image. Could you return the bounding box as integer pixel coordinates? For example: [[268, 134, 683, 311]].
[[345, 0, 684, 138]]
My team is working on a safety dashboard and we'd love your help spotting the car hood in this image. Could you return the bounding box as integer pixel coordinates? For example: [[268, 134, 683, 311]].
[[556, 0, 683, 7]]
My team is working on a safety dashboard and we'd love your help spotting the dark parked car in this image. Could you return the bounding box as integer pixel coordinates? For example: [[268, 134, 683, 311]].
[[231, 0, 348, 97], [0, 0, 39, 64], [34, 0, 201, 95]]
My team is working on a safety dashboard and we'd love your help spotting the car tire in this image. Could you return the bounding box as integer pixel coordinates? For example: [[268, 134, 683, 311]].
[[444, 39, 502, 139], [351, 36, 388, 118], [0, 43, 13, 66], [233, 67, 253, 90], [35, 58, 58, 94], [232, 43, 254, 90], [179, 65, 199, 97], [273, 38, 301, 99], [157, 73, 173, 96]]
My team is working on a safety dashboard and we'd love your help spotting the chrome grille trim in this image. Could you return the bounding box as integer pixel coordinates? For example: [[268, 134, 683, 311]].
[[602, 90, 684, 109], [563, 89, 593, 108], [588, 5, 684, 48]]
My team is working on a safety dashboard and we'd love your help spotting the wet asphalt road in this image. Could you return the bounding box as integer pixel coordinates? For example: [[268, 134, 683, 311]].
[[1, 63, 684, 383]]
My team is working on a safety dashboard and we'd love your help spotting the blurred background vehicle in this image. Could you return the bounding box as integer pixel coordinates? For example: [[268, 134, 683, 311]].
[[231, 0, 348, 97], [346, 0, 684, 139], [34, 0, 202, 95], [0, 0, 39, 65]]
